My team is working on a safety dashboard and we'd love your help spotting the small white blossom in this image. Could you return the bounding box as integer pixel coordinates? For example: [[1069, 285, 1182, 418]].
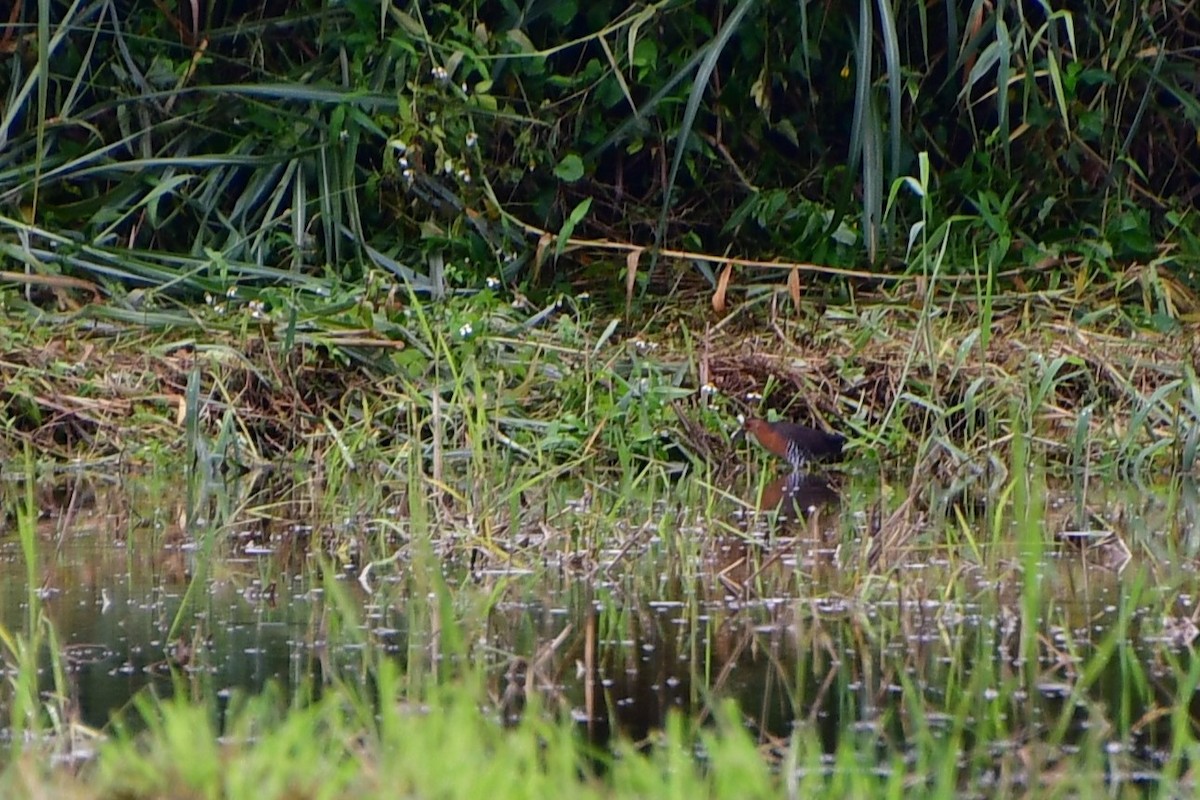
[[431, 66, 449, 83], [458, 323, 473, 338], [466, 132, 478, 148], [576, 292, 590, 301], [226, 286, 237, 298], [700, 383, 719, 397], [457, 169, 471, 183], [745, 392, 763, 402], [486, 276, 501, 289], [205, 293, 213, 305], [399, 157, 409, 169], [443, 160, 454, 175]]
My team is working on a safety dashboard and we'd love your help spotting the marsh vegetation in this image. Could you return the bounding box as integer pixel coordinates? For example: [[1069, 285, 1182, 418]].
[[3, 1, 1200, 797]]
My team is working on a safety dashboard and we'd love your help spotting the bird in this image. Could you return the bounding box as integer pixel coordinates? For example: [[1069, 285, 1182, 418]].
[[739, 417, 846, 472]]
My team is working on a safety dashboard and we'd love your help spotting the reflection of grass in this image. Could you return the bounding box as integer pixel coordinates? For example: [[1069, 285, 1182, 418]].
[[5, 565, 1199, 798], [3, 446, 1200, 794]]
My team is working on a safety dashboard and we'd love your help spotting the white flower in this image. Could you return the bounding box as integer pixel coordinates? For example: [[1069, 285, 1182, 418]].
[[486, 276, 501, 289], [458, 323, 474, 338], [431, 66, 449, 83], [466, 132, 478, 148]]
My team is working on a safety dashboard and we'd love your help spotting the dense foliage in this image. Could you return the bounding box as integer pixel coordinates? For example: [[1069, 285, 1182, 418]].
[[2, 0, 1198, 303]]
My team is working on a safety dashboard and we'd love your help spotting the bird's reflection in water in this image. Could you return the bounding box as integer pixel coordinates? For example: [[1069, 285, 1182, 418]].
[[710, 471, 843, 596], [756, 471, 840, 521]]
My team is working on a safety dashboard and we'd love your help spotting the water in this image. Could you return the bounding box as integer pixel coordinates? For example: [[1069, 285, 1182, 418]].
[[2, 467, 1197, 785]]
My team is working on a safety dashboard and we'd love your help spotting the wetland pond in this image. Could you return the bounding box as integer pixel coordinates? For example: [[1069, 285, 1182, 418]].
[[4, 465, 1200, 790]]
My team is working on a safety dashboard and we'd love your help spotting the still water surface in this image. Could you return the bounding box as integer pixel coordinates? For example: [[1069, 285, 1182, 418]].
[[2, 468, 1198, 779]]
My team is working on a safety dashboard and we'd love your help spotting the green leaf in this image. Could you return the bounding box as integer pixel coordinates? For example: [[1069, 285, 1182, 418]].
[[506, 29, 535, 53], [549, 0, 577, 26], [556, 198, 592, 257], [554, 154, 584, 182]]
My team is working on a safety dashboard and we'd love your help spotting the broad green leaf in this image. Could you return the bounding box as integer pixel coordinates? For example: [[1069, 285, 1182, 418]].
[[554, 154, 584, 182]]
